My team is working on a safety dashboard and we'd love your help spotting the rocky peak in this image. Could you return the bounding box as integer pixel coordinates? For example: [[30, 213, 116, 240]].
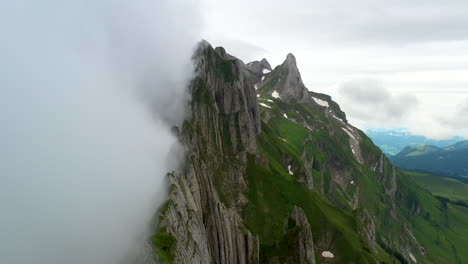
[[261, 52, 309, 102], [284, 53, 297, 66], [193, 41, 261, 137], [280, 53, 301, 80], [215, 46, 227, 57], [259, 58, 272, 71]]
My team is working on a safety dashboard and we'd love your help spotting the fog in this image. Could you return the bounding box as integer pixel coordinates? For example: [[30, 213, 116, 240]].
[[0, 1, 200, 263]]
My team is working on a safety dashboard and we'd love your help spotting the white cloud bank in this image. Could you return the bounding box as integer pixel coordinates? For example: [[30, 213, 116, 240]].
[[332, 78, 468, 139], [335, 78, 418, 123], [0, 1, 200, 264]]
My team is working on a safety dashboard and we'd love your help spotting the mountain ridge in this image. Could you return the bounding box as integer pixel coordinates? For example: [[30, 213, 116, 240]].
[[152, 41, 468, 264], [366, 130, 464, 156], [392, 140, 468, 182]]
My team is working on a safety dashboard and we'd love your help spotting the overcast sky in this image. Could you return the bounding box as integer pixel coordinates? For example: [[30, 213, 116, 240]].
[[202, 0, 468, 139]]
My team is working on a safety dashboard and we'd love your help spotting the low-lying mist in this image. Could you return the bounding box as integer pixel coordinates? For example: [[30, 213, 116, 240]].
[[0, 1, 200, 263]]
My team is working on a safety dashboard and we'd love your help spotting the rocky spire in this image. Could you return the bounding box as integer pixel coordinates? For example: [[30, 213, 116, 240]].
[[263, 53, 310, 102], [259, 58, 272, 71], [284, 53, 297, 65]]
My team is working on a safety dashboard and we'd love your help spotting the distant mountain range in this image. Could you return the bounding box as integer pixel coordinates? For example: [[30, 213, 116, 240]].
[[366, 129, 464, 156], [391, 140, 468, 183]]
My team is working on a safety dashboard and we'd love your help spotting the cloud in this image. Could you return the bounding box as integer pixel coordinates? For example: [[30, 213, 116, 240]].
[[338, 79, 390, 103], [334, 79, 468, 140], [0, 1, 200, 264], [203, 36, 268, 62], [203, 0, 468, 47], [440, 98, 468, 130], [335, 78, 419, 124]]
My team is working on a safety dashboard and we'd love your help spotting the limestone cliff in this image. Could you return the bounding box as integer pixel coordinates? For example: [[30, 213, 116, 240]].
[[155, 41, 261, 264]]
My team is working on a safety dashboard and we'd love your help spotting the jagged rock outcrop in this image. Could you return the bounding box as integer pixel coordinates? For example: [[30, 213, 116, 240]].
[[246, 58, 272, 79], [290, 206, 316, 264], [259, 53, 310, 102], [299, 150, 314, 190], [269, 206, 316, 264], [356, 208, 377, 254], [156, 41, 261, 264]]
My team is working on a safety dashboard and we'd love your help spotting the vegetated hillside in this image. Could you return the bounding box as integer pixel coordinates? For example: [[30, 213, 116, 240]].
[[366, 130, 463, 156], [391, 141, 468, 181], [152, 41, 468, 264], [403, 170, 468, 203]]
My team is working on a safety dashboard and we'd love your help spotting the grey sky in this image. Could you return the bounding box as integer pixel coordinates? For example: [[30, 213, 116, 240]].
[[0, 0, 200, 263], [202, 0, 468, 139]]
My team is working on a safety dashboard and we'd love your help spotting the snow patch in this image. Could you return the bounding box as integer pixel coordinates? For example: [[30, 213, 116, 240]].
[[257, 94, 260, 98], [322, 251, 334, 258], [263, 68, 271, 74], [306, 125, 313, 131], [409, 253, 417, 263], [272, 90, 281, 99], [261, 76, 265, 82], [283, 113, 288, 119], [341, 127, 357, 141], [259, 103, 271, 109], [279, 137, 288, 142], [267, 99, 274, 103], [288, 165, 294, 175], [312, 97, 329, 107], [332, 115, 344, 123], [350, 180, 355, 184], [254, 84, 258, 90]]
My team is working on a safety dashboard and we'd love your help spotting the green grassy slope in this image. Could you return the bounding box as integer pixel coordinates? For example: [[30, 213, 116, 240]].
[[250, 93, 403, 263], [396, 171, 468, 264], [243, 123, 387, 263], [403, 170, 468, 203], [251, 87, 468, 263]]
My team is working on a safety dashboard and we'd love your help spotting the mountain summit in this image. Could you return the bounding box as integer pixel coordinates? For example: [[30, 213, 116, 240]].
[[257, 53, 309, 102]]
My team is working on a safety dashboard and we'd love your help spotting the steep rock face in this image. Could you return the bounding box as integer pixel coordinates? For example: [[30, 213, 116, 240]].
[[299, 150, 314, 190], [266, 206, 316, 264], [154, 42, 261, 263], [356, 208, 377, 254], [290, 206, 316, 264], [156, 41, 261, 264]]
